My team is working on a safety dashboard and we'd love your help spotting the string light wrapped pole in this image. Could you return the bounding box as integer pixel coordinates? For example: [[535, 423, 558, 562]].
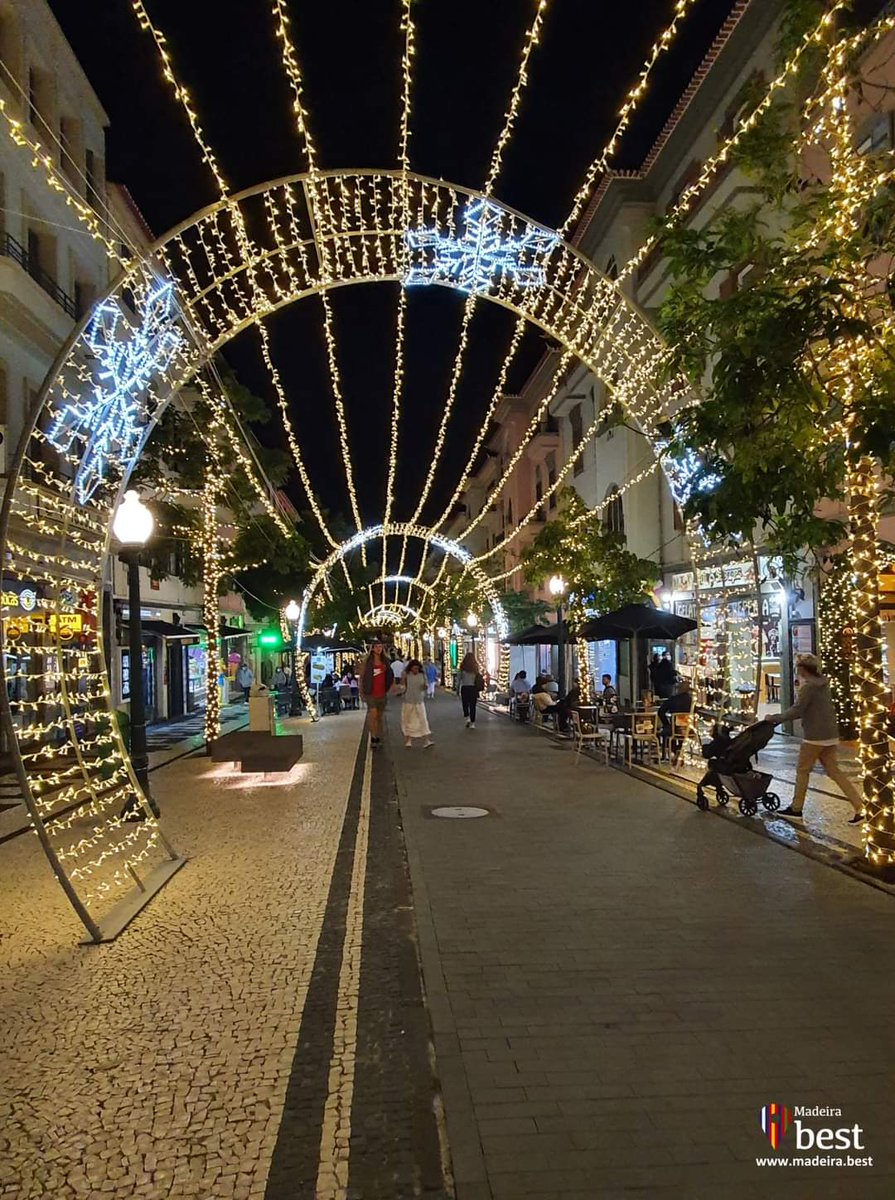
[[201, 467, 222, 748], [548, 574, 567, 698]]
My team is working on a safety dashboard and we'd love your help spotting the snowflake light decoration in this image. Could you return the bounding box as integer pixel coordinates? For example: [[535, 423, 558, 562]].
[[47, 281, 184, 505], [404, 198, 559, 294]]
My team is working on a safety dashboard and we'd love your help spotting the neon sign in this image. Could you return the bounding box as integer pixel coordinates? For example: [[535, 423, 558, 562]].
[[405, 198, 559, 294], [47, 281, 184, 504]]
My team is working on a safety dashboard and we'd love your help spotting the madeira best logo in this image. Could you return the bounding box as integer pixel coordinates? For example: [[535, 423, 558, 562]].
[[760, 1103, 867, 1154]]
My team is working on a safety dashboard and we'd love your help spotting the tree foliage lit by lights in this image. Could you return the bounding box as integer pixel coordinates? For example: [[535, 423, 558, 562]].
[[132, 362, 302, 604], [656, 0, 895, 864], [520, 489, 660, 621]]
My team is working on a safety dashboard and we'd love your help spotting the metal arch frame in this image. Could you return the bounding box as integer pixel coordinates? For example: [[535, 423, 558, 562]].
[[1, 169, 687, 941]]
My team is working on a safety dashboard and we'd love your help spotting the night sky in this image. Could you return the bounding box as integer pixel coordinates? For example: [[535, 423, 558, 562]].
[[48, 0, 737, 561]]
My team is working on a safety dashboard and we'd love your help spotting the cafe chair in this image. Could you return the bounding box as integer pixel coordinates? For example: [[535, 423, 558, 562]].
[[625, 711, 661, 766], [568, 710, 609, 765], [765, 673, 780, 703], [670, 710, 701, 766]]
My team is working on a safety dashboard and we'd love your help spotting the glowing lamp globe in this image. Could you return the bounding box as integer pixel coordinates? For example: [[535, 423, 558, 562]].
[[112, 490, 154, 547], [466, 612, 479, 630], [284, 599, 300, 622], [548, 574, 567, 598]]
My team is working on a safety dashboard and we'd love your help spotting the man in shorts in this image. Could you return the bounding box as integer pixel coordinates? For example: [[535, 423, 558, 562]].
[[358, 640, 394, 748]]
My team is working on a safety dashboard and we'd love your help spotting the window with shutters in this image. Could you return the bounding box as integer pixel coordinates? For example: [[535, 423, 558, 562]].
[[569, 403, 584, 475]]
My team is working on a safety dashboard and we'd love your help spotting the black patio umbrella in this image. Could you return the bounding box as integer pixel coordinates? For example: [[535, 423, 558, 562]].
[[577, 604, 697, 643], [578, 604, 697, 696], [504, 624, 553, 646], [514, 621, 574, 646]]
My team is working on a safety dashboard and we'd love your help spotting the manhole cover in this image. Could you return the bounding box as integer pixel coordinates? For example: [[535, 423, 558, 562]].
[[431, 806, 490, 820]]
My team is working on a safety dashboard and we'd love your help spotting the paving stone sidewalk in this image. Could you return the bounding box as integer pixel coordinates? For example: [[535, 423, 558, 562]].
[[392, 692, 895, 1199], [0, 709, 448, 1200]]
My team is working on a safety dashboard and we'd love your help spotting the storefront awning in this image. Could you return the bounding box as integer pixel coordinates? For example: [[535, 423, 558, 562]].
[[182, 622, 248, 640], [135, 620, 200, 640]]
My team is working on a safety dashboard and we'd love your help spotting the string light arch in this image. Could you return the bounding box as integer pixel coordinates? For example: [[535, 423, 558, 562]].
[[0, 167, 691, 940]]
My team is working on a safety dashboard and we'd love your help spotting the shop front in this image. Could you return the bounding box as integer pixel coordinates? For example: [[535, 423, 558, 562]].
[[668, 557, 816, 716]]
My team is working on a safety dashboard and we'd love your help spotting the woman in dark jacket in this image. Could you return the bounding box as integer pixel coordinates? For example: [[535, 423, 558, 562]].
[[458, 653, 484, 729]]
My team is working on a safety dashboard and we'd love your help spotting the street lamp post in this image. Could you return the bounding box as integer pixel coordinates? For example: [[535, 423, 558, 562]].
[[113, 490, 158, 818], [437, 626, 447, 685], [284, 599, 302, 716], [466, 611, 479, 657], [548, 575, 567, 698]]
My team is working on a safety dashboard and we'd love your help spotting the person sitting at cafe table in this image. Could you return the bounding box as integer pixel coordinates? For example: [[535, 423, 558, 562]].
[[511, 671, 530, 697], [600, 674, 619, 711], [531, 688, 562, 725], [657, 678, 693, 756], [556, 678, 581, 733]]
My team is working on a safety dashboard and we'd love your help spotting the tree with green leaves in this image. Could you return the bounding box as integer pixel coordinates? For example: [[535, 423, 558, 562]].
[[656, 3, 895, 862], [520, 489, 660, 619], [521, 489, 660, 696]]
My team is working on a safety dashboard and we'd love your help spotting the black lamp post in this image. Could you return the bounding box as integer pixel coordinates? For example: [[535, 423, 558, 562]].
[[285, 599, 302, 716], [549, 575, 567, 698], [113, 490, 159, 818]]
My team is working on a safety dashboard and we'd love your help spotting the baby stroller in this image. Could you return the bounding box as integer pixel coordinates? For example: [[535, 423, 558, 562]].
[[696, 719, 780, 816]]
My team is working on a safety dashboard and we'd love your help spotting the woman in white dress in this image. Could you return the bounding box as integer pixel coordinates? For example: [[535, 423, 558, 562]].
[[400, 659, 434, 749]]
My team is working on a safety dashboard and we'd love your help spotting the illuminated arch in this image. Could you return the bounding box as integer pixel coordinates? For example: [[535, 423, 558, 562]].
[[296, 522, 508, 715], [363, 603, 421, 626], [0, 170, 685, 940]]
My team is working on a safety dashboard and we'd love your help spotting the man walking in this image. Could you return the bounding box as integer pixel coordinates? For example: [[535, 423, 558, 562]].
[[424, 658, 439, 699], [358, 640, 394, 749], [236, 661, 254, 702]]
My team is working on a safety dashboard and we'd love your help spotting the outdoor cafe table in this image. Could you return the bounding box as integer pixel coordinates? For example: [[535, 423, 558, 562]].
[[608, 708, 661, 762]]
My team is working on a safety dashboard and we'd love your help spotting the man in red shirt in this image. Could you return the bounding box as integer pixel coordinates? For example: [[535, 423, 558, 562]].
[[358, 640, 394, 748]]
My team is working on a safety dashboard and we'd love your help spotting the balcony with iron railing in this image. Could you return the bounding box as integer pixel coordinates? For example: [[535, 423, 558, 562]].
[[0, 231, 77, 319]]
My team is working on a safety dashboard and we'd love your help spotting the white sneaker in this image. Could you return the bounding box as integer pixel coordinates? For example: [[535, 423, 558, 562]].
[[465, 718, 470, 727], [469, 723, 475, 729]]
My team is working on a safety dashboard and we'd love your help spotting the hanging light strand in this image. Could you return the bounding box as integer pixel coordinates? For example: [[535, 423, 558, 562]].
[[618, 0, 850, 282], [560, 0, 702, 238], [409, 0, 554, 527]]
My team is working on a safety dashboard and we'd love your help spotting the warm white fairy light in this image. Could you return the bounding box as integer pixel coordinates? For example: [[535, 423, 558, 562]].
[[618, 0, 850, 282], [410, 0, 553, 527], [560, 0, 701, 238], [483, 0, 552, 198], [434, 314, 528, 530]]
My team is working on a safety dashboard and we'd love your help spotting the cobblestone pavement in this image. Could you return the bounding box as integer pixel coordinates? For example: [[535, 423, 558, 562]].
[[0, 708, 448, 1199], [394, 692, 895, 1199]]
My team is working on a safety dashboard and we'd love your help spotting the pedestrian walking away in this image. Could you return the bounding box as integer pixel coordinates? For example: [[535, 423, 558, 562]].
[[399, 659, 434, 748], [236, 661, 254, 702], [763, 652, 864, 823], [458, 652, 484, 728], [391, 653, 407, 683], [424, 657, 439, 698], [358, 640, 394, 749]]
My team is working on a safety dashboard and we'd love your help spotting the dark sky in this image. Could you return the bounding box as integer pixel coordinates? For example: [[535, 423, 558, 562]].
[[49, 0, 737, 566]]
